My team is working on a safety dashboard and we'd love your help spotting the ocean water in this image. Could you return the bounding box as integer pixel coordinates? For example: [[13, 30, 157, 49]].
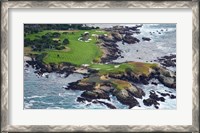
[[114, 24, 176, 63], [24, 65, 128, 109], [24, 24, 176, 109]]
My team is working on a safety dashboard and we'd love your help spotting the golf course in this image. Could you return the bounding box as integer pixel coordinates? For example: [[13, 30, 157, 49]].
[[24, 24, 176, 109]]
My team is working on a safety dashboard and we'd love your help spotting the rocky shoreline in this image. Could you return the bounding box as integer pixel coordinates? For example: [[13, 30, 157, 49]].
[[63, 63, 176, 109]]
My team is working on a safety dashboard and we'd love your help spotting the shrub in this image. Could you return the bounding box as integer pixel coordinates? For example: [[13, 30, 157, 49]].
[[52, 32, 61, 38], [24, 38, 32, 47], [55, 45, 65, 50], [63, 38, 69, 45]]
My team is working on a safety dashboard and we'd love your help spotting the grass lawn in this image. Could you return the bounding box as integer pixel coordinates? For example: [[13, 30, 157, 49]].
[[111, 79, 132, 90], [90, 62, 158, 76], [25, 29, 107, 65]]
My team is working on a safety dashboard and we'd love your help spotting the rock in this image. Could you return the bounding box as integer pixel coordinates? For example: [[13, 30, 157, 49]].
[[151, 82, 158, 85], [126, 85, 145, 99], [103, 42, 116, 47], [100, 34, 116, 43], [112, 89, 139, 108], [77, 97, 91, 102], [157, 54, 176, 68], [159, 97, 165, 102], [123, 35, 140, 44], [155, 67, 176, 88], [112, 25, 124, 30], [100, 42, 121, 63], [25, 64, 29, 67], [67, 81, 94, 91], [124, 31, 134, 35], [94, 89, 110, 100], [161, 60, 176, 67], [170, 94, 176, 99], [149, 90, 158, 99], [157, 67, 175, 77], [165, 90, 172, 93], [94, 100, 117, 109], [77, 97, 85, 102], [156, 91, 170, 97], [81, 91, 99, 99], [139, 74, 149, 85], [111, 32, 122, 41], [142, 37, 151, 41], [158, 75, 176, 89], [81, 89, 110, 100], [123, 71, 141, 83], [143, 98, 159, 109], [149, 90, 165, 102], [26, 60, 35, 68], [99, 84, 114, 93], [130, 25, 142, 31]]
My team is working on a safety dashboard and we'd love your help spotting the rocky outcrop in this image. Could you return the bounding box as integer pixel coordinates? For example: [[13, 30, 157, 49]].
[[105, 64, 176, 89], [139, 74, 149, 85], [26, 57, 75, 77], [142, 37, 151, 41], [143, 90, 165, 109], [111, 32, 123, 41], [81, 89, 110, 100], [123, 35, 140, 44], [149, 90, 165, 102], [158, 75, 176, 89], [157, 54, 176, 67], [157, 91, 176, 99], [100, 42, 121, 63], [143, 98, 160, 109], [125, 85, 145, 99], [66, 81, 95, 91], [156, 67, 176, 89], [98, 34, 116, 43], [70, 77, 145, 108], [112, 89, 139, 108], [99, 84, 114, 93]]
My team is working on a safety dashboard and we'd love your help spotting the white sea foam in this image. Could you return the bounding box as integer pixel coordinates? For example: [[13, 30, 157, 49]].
[[26, 95, 46, 99], [47, 107, 64, 109], [24, 102, 33, 109]]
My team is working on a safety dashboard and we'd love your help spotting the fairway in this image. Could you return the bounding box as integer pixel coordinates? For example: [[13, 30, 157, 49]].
[[90, 62, 158, 75], [25, 29, 106, 65]]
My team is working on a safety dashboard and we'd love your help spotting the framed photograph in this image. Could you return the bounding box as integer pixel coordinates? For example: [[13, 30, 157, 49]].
[[1, 1, 199, 132]]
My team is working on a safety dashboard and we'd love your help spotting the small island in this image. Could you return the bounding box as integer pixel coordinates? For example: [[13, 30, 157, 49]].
[[24, 24, 176, 109]]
